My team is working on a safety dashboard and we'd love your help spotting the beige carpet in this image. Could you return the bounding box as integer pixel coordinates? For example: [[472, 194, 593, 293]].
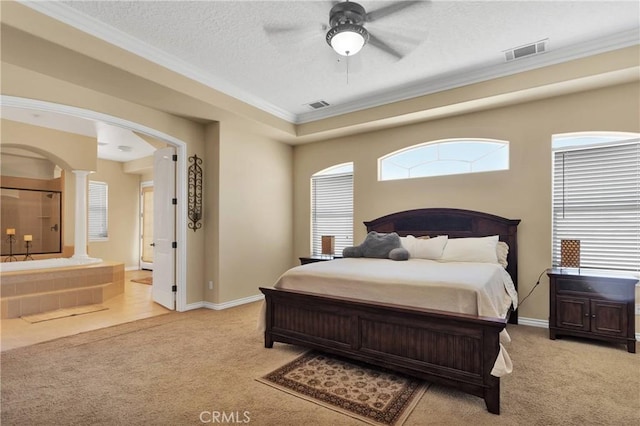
[[257, 350, 428, 426], [1, 302, 638, 425], [20, 304, 108, 323]]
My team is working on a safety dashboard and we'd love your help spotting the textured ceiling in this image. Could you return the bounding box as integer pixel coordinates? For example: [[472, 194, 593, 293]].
[[18, 0, 634, 125]]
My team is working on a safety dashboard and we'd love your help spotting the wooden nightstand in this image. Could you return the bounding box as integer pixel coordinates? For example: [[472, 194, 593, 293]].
[[547, 268, 637, 353], [299, 255, 342, 265]]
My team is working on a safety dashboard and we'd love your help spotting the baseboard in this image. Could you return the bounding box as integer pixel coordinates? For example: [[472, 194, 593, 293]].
[[182, 301, 205, 311], [518, 317, 549, 329], [181, 294, 268, 311], [517, 316, 640, 341], [203, 294, 265, 311]]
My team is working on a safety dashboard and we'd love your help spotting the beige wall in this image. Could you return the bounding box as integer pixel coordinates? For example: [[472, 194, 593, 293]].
[[293, 82, 640, 323], [210, 121, 293, 304], [2, 3, 637, 319], [2, 62, 209, 306], [2, 122, 144, 268], [87, 159, 141, 269], [1, 119, 97, 171], [0, 120, 95, 249], [204, 123, 220, 302], [1, 58, 295, 307]]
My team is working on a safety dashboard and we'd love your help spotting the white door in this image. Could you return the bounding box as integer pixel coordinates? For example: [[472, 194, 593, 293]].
[[152, 147, 176, 310]]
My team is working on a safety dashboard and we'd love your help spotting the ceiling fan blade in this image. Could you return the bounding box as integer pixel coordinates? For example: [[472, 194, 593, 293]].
[[366, 24, 427, 49], [264, 23, 328, 51], [365, 1, 423, 22], [367, 33, 403, 60], [264, 24, 325, 35]]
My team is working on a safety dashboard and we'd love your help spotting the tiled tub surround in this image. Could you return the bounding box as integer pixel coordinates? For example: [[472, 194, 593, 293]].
[[0, 261, 125, 319], [0, 257, 102, 272]]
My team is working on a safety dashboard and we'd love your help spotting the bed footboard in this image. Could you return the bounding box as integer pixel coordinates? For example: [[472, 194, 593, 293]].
[[260, 287, 507, 414]]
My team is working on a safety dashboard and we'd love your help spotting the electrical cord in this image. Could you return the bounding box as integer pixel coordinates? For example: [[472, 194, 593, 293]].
[[518, 269, 547, 307]]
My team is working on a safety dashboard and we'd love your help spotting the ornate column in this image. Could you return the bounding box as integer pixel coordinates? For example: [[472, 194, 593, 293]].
[[72, 170, 91, 260]]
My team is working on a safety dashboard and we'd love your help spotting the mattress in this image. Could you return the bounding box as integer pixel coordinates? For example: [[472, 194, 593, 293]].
[[273, 257, 518, 319], [260, 257, 518, 377]]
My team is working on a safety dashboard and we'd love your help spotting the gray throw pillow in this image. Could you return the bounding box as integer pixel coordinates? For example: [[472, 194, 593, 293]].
[[360, 231, 401, 258], [343, 231, 403, 259], [342, 246, 363, 258], [389, 247, 409, 261]]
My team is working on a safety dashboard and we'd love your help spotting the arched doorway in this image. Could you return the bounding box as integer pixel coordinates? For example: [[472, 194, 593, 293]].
[[1, 95, 189, 311]]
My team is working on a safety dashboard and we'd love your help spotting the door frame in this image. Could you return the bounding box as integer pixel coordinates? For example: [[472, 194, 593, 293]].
[[139, 180, 154, 270], [2, 95, 189, 312]]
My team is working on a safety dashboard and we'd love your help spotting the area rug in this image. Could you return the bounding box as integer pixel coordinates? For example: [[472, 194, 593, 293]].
[[257, 351, 428, 426], [21, 304, 108, 323], [131, 277, 152, 285]]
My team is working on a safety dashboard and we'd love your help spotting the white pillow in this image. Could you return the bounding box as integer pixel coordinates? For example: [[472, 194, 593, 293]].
[[440, 235, 499, 264], [401, 235, 448, 260], [496, 241, 509, 268]]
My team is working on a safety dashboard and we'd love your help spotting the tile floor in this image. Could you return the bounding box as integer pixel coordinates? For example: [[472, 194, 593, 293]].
[[1, 269, 170, 352]]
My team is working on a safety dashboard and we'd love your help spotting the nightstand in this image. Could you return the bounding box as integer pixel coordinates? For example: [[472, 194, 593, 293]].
[[299, 255, 342, 265], [547, 268, 637, 353]]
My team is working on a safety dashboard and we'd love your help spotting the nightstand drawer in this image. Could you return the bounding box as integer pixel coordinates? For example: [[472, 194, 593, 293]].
[[555, 277, 628, 298]]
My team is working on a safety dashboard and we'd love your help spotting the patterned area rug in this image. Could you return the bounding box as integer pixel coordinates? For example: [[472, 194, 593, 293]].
[[257, 351, 428, 426]]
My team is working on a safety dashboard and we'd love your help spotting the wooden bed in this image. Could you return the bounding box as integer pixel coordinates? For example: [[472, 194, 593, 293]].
[[260, 208, 520, 414]]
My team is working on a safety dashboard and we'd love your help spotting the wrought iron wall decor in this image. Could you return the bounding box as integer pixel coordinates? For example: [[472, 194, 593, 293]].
[[188, 154, 203, 232]]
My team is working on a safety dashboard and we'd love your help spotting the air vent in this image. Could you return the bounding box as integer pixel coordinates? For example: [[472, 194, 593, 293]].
[[306, 100, 330, 110], [504, 39, 548, 62]]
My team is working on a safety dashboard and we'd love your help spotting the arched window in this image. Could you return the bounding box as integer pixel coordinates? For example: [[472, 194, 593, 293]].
[[552, 132, 639, 272], [379, 138, 509, 181], [311, 163, 353, 256]]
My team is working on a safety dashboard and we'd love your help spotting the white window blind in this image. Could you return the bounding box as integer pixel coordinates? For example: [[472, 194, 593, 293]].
[[88, 181, 108, 241], [552, 139, 639, 272], [311, 171, 353, 256]]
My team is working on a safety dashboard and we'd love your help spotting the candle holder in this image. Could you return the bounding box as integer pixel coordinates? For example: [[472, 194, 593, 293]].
[[24, 240, 34, 261], [4, 235, 17, 262]]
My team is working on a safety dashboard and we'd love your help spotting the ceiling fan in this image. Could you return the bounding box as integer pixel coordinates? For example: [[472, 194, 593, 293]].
[[264, 1, 425, 60]]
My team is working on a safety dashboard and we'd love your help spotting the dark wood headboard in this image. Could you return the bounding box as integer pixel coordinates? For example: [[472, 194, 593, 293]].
[[364, 208, 521, 293]]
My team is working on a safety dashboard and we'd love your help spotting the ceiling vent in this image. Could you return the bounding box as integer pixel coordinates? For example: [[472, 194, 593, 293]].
[[306, 100, 330, 110], [504, 39, 548, 62]]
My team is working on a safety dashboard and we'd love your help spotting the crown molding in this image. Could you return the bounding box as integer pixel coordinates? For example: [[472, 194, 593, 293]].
[[19, 1, 639, 126], [296, 28, 640, 123], [19, 1, 297, 123]]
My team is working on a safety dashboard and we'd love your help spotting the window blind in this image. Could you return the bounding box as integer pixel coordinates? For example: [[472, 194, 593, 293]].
[[552, 140, 639, 272], [311, 172, 353, 256], [88, 181, 108, 240]]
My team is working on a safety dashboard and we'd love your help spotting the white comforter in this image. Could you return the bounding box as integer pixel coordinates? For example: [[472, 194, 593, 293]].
[[275, 258, 517, 318], [261, 258, 518, 377]]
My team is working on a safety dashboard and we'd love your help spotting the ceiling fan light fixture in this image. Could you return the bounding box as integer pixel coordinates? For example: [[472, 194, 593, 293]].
[[326, 23, 369, 56]]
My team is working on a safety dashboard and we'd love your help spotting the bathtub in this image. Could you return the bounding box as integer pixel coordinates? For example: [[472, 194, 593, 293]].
[[0, 257, 102, 273], [0, 257, 124, 319]]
